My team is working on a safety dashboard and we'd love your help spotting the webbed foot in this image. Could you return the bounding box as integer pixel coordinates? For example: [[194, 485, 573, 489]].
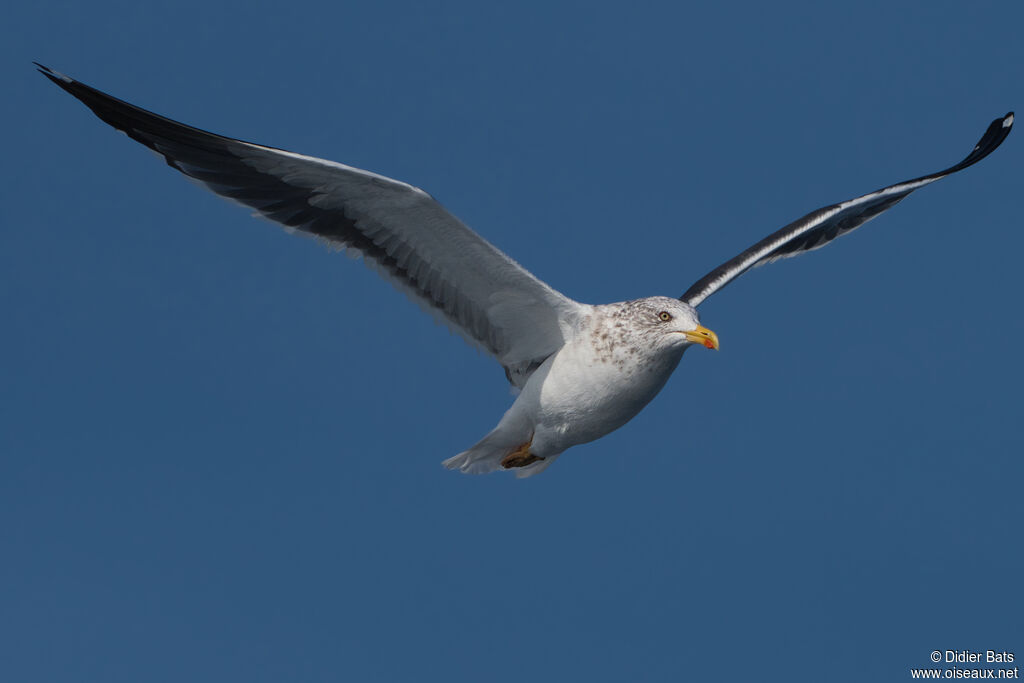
[[501, 440, 544, 469]]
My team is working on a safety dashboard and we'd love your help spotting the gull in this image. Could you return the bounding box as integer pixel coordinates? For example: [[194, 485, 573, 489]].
[[36, 64, 1013, 477]]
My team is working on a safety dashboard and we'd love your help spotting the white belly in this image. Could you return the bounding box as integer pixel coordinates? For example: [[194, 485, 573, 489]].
[[518, 339, 686, 457]]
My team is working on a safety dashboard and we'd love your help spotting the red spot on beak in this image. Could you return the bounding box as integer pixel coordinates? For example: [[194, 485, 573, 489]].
[[703, 339, 715, 349]]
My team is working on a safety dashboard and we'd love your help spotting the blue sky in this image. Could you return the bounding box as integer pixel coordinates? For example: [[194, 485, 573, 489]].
[[2, 2, 1022, 681]]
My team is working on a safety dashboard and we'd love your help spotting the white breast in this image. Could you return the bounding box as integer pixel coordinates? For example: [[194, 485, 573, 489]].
[[522, 324, 686, 456]]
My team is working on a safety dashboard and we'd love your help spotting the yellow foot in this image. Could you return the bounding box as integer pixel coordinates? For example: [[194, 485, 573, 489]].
[[501, 440, 544, 469]]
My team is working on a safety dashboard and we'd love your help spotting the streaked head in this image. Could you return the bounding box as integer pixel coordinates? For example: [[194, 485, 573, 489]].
[[627, 297, 719, 351]]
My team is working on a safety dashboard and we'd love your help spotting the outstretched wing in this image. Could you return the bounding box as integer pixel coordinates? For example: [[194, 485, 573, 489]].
[[680, 113, 1013, 308], [37, 64, 583, 387]]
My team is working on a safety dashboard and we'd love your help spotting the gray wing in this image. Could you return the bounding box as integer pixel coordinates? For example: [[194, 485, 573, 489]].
[[38, 64, 583, 387], [681, 113, 1014, 308]]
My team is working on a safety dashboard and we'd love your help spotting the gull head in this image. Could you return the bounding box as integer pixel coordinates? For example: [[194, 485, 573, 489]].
[[619, 297, 719, 351]]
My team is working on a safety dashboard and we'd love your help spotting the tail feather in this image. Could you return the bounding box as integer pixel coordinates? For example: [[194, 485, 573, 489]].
[[443, 425, 558, 477], [442, 445, 505, 475]]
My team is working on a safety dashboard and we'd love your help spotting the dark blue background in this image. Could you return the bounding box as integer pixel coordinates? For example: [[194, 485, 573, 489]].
[[3, 2, 1021, 680]]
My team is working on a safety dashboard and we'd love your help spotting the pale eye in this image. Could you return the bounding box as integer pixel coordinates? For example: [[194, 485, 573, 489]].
[[658, 311, 672, 322]]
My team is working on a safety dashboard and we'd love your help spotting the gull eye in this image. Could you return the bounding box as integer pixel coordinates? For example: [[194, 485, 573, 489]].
[[658, 311, 672, 322]]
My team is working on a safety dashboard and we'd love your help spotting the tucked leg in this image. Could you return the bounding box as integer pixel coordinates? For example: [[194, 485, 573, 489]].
[[501, 440, 544, 469]]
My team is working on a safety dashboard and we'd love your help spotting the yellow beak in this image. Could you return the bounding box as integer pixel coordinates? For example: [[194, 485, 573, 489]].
[[683, 324, 720, 350]]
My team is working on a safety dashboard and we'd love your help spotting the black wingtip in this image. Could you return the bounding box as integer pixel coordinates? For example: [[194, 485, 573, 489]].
[[35, 62, 76, 90], [33, 61, 271, 166], [945, 111, 1014, 174]]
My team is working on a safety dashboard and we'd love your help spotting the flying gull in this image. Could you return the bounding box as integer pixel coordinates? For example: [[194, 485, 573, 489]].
[[36, 64, 1013, 477]]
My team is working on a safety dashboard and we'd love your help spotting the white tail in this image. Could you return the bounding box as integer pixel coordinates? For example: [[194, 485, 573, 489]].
[[442, 424, 559, 478]]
